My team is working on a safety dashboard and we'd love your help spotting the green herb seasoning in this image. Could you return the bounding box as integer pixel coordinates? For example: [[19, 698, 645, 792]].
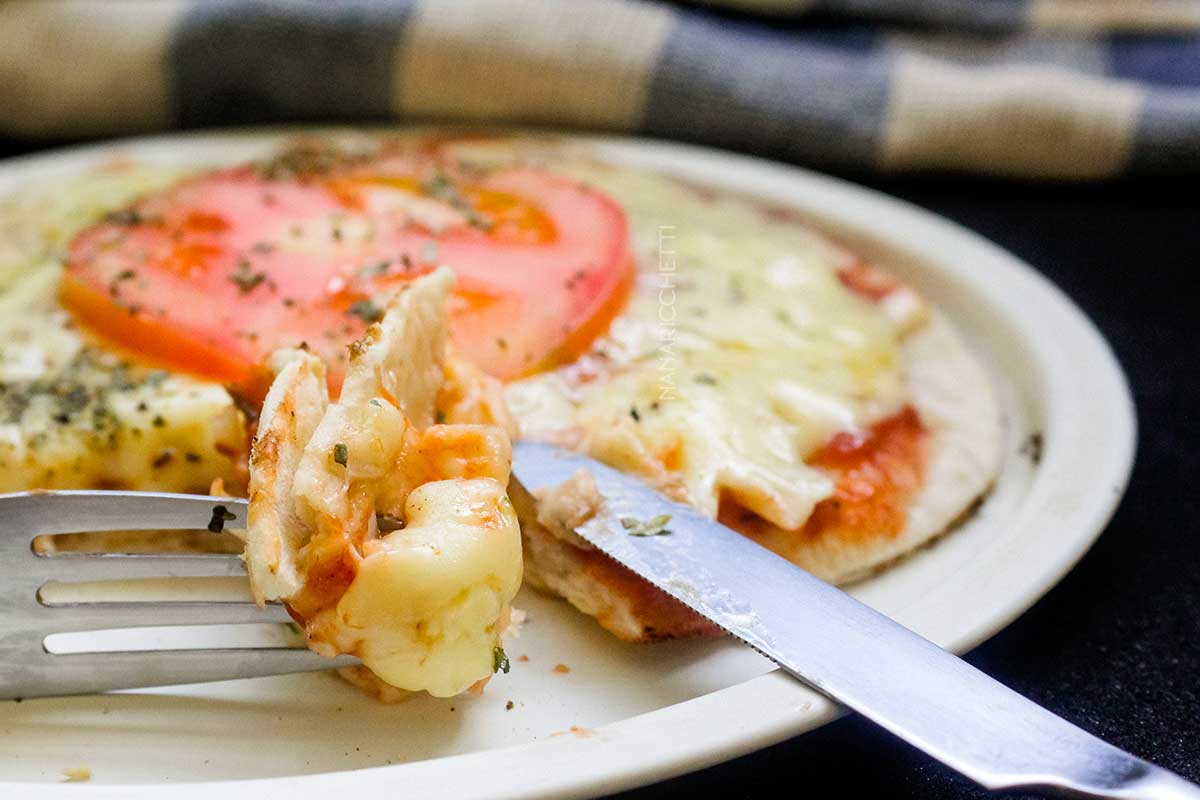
[[332, 443, 349, 467], [421, 173, 492, 231], [729, 275, 747, 304], [421, 173, 457, 202], [347, 299, 384, 324], [493, 646, 511, 674], [359, 259, 392, 278], [103, 208, 146, 226], [620, 514, 672, 537], [228, 260, 269, 294], [257, 143, 368, 181], [108, 269, 137, 297]]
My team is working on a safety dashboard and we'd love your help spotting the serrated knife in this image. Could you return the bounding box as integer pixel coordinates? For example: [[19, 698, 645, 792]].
[[512, 440, 1200, 799]]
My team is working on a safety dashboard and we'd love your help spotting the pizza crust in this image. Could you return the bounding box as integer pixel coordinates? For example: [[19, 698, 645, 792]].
[[771, 312, 1003, 585], [510, 476, 721, 642], [514, 312, 1003, 640]]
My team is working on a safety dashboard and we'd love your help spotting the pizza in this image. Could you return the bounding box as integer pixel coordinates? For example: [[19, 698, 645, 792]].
[[0, 132, 1002, 691]]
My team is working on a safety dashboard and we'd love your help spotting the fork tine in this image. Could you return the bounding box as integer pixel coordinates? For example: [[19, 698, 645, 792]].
[[34, 552, 246, 580], [7, 649, 359, 698], [0, 491, 249, 537], [34, 601, 294, 632], [0, 490, 365, 700]]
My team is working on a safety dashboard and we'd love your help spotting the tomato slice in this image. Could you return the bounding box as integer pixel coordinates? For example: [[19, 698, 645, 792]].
[[62, 147, 633, 401]]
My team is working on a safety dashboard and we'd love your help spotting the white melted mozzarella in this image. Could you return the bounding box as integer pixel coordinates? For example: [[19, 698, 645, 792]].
[[0, 268, 247, 494], [507, 163, 911, 530]]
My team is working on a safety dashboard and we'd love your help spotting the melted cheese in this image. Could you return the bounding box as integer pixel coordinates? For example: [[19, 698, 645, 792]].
[[338, 478, 522, 697], [507, 162, 911, 530], [0, 265, 247, 493], [1, 165, 245, 494], [246, 269, 522, 697], [1, 164, 184, 290]]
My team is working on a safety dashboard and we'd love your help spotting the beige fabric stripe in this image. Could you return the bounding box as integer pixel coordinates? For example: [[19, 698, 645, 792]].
[[394, 0, 675, 131], [1030, 0, 1200, 33], [879, 52, 1143, 179], [884, 31, 1110, 74], [0, 0, 191, 139]]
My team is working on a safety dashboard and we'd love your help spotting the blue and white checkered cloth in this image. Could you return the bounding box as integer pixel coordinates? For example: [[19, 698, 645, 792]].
[[2, 0, 1199, 177]]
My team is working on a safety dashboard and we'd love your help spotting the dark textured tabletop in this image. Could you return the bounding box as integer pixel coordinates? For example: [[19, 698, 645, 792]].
[[2, 138, 1197, 798]]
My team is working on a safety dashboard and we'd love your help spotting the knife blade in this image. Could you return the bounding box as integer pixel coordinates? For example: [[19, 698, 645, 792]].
[[512, 440, 1200, 799]]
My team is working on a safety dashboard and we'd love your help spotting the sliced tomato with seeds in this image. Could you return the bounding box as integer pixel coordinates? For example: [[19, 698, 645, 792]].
[[61, 148, 633, 402]]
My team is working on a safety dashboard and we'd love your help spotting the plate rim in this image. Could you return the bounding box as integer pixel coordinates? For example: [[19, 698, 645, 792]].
[[0, 127, 1136, 799]]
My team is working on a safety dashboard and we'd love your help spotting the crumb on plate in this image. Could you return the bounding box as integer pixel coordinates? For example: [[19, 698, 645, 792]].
[[551, 726, 594, 738], [61, 767, 91, 783]]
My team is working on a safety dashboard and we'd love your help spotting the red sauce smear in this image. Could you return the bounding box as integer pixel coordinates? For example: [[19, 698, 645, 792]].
[[721, 406, 927, 545]]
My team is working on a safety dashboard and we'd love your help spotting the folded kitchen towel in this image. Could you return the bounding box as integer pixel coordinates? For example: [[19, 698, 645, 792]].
[[2, 0, 1199, 178]]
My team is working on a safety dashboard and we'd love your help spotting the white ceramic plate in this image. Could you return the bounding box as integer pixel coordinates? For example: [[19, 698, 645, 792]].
[[0, 130, 1135, 799]]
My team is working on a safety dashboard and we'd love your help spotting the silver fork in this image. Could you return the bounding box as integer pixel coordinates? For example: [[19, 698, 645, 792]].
[[0, 490, 357, 699]]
